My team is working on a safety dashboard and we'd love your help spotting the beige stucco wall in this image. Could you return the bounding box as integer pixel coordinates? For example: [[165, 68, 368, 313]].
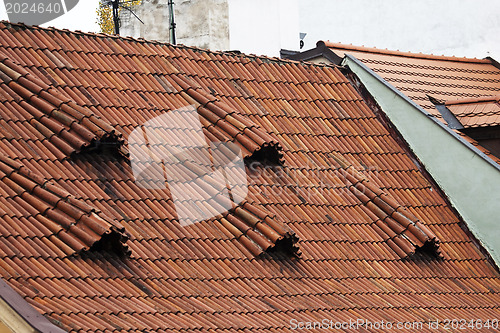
[[176, 0, 229, 50], [120, 0, 170, 42], [120, 0, 230, 51], [0, 321, 14, 333]]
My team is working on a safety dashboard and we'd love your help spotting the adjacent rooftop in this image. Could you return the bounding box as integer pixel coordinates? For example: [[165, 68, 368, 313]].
[[291, 41, 500, 160]]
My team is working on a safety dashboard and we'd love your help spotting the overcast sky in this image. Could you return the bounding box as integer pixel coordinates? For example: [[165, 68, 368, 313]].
[[299, 0, 500, 60], [0, 0, 101, 32], [0, 0, 499, 60]]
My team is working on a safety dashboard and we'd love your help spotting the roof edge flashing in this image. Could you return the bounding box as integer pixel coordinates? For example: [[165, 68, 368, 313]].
[[281, 41, 343, 65], [434, 104, 464, 130], [326, 41, 491, 64], [343, 54, 500, 172], [485, 56, 500, 71], [0, 279, 67, 333], [343, 54, 500, 267]]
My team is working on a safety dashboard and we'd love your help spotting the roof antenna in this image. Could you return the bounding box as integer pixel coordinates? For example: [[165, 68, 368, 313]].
[[103, 0, 145, 35], [168, 0, 176, 44], [112, 0, 120, 34]]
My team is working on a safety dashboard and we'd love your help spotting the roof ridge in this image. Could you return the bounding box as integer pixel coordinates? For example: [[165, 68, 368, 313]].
[[445, 95, 500, 105], [0, 21, 335, 70], [320, 41, 492, 64]]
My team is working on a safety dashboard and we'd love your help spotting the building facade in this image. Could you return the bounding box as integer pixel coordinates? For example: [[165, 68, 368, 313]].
[[120, 0, 300, 56]]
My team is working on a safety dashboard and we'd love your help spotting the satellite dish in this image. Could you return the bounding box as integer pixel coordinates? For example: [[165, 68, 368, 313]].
[[300, 32, 307, 49]]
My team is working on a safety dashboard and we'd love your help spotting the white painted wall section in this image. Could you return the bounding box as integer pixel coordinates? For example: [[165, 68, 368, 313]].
[[298, 0, 500, 60], [117, 0, 500, 59], [228, 0, 299, 56]]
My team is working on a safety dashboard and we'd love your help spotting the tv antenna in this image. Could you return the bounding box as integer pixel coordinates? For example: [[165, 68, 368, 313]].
[[103, 0, 144, 35]]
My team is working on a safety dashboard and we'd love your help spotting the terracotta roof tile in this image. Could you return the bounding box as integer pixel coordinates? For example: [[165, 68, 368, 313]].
[[323, 41, 500, 159], [0, 154, 128, 258], [0, 22, 498, 332], [445, 95, 500, 128]]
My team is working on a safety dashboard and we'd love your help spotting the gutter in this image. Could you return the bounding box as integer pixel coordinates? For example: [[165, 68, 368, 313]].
[[343, 54, 500, 172], [0, 278, 67, 333]]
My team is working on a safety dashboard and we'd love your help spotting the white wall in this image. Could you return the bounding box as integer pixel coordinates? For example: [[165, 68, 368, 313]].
[[177, 0, 230, 51], [120, 0, 230, 51], [1, 0, 498, 60], [120, 1, 170, 42], [228, 0, 299, 56], [298, 0, 500, 60]]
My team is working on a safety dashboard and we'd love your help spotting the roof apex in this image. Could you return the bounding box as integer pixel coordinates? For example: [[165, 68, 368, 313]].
[[320, 40, 492, 64], [445, 95, 500, 106]]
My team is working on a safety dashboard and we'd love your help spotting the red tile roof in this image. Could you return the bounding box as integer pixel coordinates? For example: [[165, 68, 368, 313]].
[[0, 153, 129, 257], [323, 41, 500, 120], [322, 41, 500, 163], [0, 50, 122, 156], [445, 95, 500, 128], [0, 22, 499, 332]]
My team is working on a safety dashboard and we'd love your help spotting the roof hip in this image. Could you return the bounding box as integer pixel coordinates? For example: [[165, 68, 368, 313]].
[[321, 41, 492, 64]]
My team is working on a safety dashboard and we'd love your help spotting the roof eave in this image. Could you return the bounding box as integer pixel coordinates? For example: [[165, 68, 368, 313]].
[[325, 41, 492, 64], [485, 56, 500, 70]]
